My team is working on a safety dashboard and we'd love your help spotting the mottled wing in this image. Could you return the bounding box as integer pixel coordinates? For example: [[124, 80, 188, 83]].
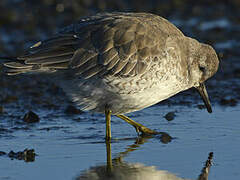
[[4, 12, 183, 78], [70, 16, 161, 78]]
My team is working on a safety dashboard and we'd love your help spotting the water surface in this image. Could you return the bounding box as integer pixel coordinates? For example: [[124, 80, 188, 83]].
[[1, 104, 239, 180]]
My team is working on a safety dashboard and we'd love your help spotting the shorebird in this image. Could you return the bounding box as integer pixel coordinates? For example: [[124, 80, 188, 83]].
[[3, 12, 219, 140]]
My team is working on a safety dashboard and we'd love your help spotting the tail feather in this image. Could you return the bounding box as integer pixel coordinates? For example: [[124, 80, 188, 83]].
[[4, 62, 32, 69], [20, 47, 74, 61], [4, 69, 31, 76], [2, 56, 70, 75], [1, 34, 79, 75], [24, 54, 73, 65]]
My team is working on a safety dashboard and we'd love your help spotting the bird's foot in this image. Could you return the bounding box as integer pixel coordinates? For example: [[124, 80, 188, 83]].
[[116, 114, 159, 136], [134, 126, 159, 136]]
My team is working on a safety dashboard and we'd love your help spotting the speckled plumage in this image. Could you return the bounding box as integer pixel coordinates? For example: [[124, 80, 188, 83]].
[[4, 12, 219, 115]]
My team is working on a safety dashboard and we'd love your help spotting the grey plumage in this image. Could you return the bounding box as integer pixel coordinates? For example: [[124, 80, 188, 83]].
[[3, 12, 184, 78], [3, 12, 219, 115]]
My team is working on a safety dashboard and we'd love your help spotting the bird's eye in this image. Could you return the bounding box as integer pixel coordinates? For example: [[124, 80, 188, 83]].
[[199, 66, 205, 72]]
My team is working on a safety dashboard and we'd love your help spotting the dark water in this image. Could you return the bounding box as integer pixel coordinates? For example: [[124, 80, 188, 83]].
[[0, 1, 240, 180]]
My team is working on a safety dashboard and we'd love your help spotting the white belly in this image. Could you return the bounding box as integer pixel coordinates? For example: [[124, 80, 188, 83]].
[[106, 77, 190, 114], [56, 72, 190, 115]]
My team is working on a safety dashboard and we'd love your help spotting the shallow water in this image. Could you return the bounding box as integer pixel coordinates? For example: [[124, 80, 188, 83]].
[[1, 104, 239, 180]]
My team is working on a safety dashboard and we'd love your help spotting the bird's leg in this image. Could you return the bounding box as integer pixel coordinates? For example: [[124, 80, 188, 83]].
[[116, 114, 158, 135], [105, 109, 112, 141], [106, 140, 113, 173]]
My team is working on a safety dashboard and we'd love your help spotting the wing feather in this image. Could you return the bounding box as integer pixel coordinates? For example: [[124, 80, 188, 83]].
[[25, 54, 73, 65], [72, 56, 98, 75], [4, 12, 185, 78], [20, 47, 74, 61], [29, 35, 78, 52], [70, 48, 98, 68], [81, 65, 103, 79], [105, 54, 120, 70]]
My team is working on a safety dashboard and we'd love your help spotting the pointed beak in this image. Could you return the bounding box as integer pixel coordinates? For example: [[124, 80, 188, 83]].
[[196, 83, 212, 113]]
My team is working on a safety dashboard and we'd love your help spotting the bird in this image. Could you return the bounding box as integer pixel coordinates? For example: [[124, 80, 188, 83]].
[[2, 12, 219, 141]]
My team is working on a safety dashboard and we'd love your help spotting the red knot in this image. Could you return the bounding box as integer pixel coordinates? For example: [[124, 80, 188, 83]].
[[3, 12, 219, 140]]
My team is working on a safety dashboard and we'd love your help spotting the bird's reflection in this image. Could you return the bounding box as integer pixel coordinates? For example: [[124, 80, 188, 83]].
[[75, 136, 213, 180]]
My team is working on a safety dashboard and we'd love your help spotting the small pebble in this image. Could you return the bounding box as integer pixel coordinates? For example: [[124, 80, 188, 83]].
[[164, 112, 176, 121], [0, 151, 6, 156], [7, 148, 36, 162], [220, 98, 237, 106], [23, 111, 40, 123], [197, 104, 205, 110], [65, 105, 83, 115], [160, 132, 172, 144]]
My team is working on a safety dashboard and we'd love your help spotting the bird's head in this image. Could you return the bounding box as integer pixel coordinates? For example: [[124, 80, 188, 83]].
[[187, 38, 219, 113]]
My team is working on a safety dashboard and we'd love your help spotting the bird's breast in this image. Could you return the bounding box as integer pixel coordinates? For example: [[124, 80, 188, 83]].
[[103, 63, 190, 114]]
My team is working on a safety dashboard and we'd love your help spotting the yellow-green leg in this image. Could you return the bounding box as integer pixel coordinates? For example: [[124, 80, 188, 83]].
[[105, 109, 112, 141], [116, 114, 158, 135], [106, 140, 113, 173]]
